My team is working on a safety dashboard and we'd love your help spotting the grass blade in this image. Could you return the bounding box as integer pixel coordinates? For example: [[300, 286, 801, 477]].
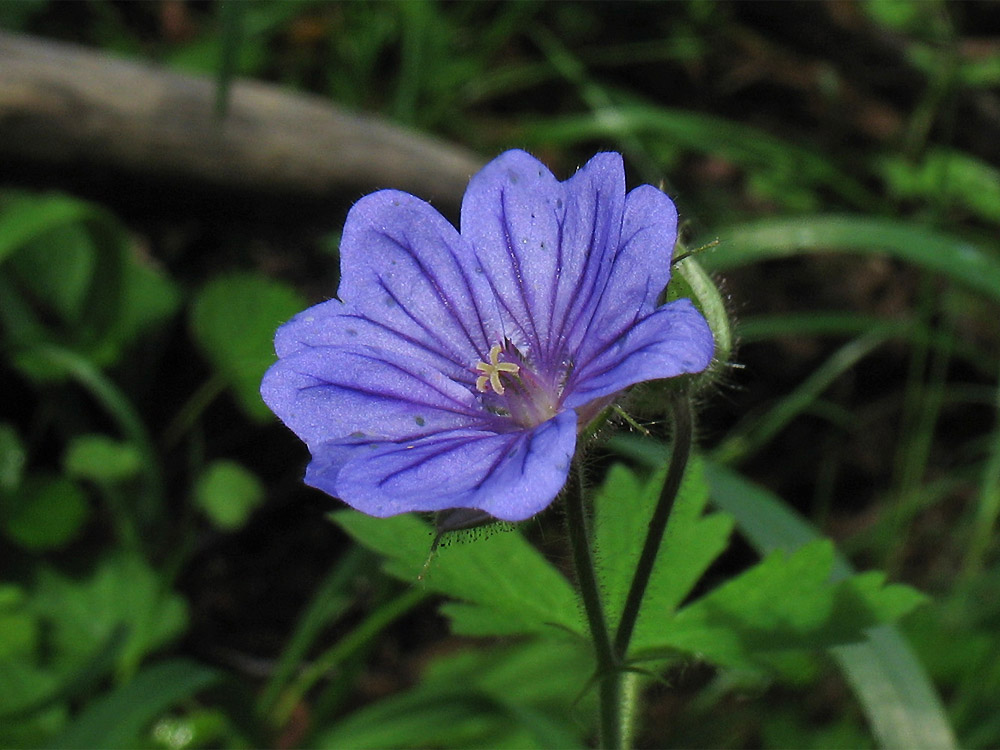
[[48, 659, 222, 749], [700, 215, 1000, 304]]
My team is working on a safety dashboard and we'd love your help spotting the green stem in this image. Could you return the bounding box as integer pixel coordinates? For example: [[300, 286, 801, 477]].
[[161, 373, 227, 450], [259, 547, 368, 715], [27, 344, 165, 531], [614, 396, 692, 656], [565, 463, 621, 749]]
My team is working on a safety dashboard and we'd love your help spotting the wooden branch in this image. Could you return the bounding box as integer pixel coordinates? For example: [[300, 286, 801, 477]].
[[0, 32, 485, 208]]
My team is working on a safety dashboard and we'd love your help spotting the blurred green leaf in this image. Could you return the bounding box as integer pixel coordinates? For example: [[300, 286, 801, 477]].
[[700, 215, 1000, 304], [150, 709, 230, 750], [862, 0, 945, 36], [31, 554, 188, 679], [315, 640, 590, 749], [108, 251, 182, 354], [1, 475, 89, 551], [0, 191, 174, 377], [0, 585, 37, 660], [165, 1, 309, 77], [333, 511, 582, 638], [190, 273, 306, 420], [48, 659, 222, 750], [0, 662, 64, 744], [0, 423, 26, 493], [0, 192, 128, 375], [63, 435, 142, 483], [7, 223, 96, 324], [194, 460, 264, 531], [880, 149, 1000, 224], [0, 624, 128, 724]]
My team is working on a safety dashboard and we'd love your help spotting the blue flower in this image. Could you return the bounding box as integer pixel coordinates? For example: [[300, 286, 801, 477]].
[[261, 150, 714, 521]]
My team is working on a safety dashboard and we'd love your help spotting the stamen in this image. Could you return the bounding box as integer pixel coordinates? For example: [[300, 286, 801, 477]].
[[475, 344, 520, 395]]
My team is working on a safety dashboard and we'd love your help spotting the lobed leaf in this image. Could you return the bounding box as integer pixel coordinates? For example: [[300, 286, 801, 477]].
[[634, 540, 928, 667], [591, 458, 734, 650], [333, 510, 582, 638], [705, 462, 957, 750], [30, 553, 188, 680]]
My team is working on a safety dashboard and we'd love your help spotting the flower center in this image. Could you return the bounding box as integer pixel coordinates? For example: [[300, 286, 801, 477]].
[[474, 343, 561, 428], [475, 344, 520, 395]]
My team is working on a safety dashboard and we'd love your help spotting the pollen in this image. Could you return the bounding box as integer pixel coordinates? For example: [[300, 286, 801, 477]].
[[475, 344, 520, 395]]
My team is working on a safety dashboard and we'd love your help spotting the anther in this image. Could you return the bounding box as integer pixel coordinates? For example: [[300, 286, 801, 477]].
[[475, 344, 520, 395]]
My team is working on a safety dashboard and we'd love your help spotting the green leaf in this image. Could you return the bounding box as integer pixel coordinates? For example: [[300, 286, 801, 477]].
[[1, 475, 90, 551], [879, 149, 1000, 224], [0, 585, 37, 660], [704, 462, 957, 750], [194, 460, 264, 531], [107, 251, 181, 353], [0, 423, 27, 493], [699, 215, 1000, 304], [63, 435, 142, 483], [7, 223, 95, 324], [0, 625, 129, 721], [0, 192, 129, 374], [333, 511, 582, 638], [591, 459, 734, 652], [31, 553, 188, 679], [189, 273, 306, 419], [604, 440, 955, 749], [48, 659, 222, 750], [0, 658, 67, 747], [637, 540, 927, 667], [315, 640, 590, 749]]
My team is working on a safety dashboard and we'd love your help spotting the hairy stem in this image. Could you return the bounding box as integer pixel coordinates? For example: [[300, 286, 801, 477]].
[[565, 462, 621, 749], [614, 396, 693, 656]]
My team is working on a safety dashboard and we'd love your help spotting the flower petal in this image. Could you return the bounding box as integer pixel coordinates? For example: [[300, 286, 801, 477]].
[[337, 190, 503, 369], [563, 184, 678, 363], [563, 298, 714, 408], [305, 409, 578, 521], [260, 341, 486, 451], [460, 150, 625, 365], [272, 299, 473, 384]]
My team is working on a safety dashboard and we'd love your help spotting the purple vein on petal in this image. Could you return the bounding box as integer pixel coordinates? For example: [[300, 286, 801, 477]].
[[336, 312, 470, 382], [497, 187, 542, 353], [560, 215, 660, 371], [372, 430, 515, 489], [299, 351, 483, 418], [374, 275, 470, 366], [373, 230, 487, 360], [549, 186, 609, 363]]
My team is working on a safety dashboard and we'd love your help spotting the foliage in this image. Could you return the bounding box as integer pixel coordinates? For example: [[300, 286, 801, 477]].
[[3, 0, 1000, 748]]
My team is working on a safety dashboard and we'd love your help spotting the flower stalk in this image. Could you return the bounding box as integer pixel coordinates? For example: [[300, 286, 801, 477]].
[[615, 395, 694, 656], [564, 462, 622, 750], [567, 395, 695, 748]]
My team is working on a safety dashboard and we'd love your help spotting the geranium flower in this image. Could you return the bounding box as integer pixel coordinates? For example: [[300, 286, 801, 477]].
[[261, 150, 714, 521]]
